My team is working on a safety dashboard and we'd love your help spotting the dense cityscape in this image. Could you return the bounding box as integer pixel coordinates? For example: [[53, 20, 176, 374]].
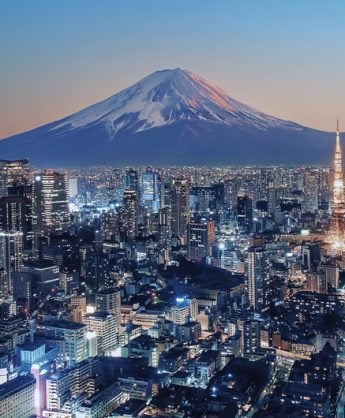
[[4, 1, 345, 417], [0, 124, 343, 417]]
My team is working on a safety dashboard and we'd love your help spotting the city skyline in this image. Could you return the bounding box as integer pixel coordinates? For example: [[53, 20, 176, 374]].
[[2, 0, 345, 139], [0, 144, 344, 416]]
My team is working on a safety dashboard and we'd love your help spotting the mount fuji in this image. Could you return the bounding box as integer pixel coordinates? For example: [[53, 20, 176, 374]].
[[0, 68, 334, 166]]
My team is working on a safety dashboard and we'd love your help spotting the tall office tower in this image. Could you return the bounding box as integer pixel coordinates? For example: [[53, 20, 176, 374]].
[[32, 171, 70, 235], [246, 247, 271, 312], [224, 177, 241, 210], [0, 195, 32, 248], [159, 178, 165, 208], [141, 167, 159, 212], [125, 168, 139, 192], [267, 182, 278, 217], [122, 190, 138, 239], [0, 159, 29, 197], [68, 177, 78, 198], [161, 180, 171, 208], [158, 206, 171, 243], [327, 122, 345, 251], [303, 170, 319, 213], [319, 169, 331, 208], [7, 181, 31, 196], [111, 168, 124, 189], [0, 268, 8, 297], [171, 179, 190, 243], [237, 195, 253, 233], [0, 230, 23, 288], [212, 182, 225, 209], [100, 210, 118, 241], [144, 209, 159, 236], [95, 288, 121, 332], [187, 218, 215, 262], [192, 186, 216, 213]]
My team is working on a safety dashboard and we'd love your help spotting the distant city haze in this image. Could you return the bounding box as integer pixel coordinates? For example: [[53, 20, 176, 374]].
[[1, 0, 345, 138]]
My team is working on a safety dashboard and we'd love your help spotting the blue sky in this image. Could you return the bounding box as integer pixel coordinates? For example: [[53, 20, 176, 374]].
[[1, 0, 345, 137]]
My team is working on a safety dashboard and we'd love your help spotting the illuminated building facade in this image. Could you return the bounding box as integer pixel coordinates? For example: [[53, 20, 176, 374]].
[[122, 189, 138, 239], [171, 179, 190, 243], [246, 247, 270, 312], [0, 159, 29, 197], [32, 171, 70, 235], [141, 167, 159, 213], [0, 375, 36, 418], [187, 218, 215, 262], [0, 230, 23, 287]]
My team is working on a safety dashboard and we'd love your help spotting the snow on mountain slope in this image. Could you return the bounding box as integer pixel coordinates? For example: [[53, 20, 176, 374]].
[[51, 68, 301, 138]]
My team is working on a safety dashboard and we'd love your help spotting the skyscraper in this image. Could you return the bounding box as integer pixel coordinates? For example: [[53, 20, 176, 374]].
[[32, 171, 70, 235], [0, 159, 29, 197], [267, 182, 278, 218], [224, 177, 241, 210], [187, 218, 215, 262], [237, 195, 253, 233], [125, 168, 139, 194], [122, 189, 138, 239], [141, 167, 159, 212], [247, 247, 270, 312], [327, 122, 345, 251], [0, 195, 32, 248], [171, 179, 190, 243], [192, 186, 216, 213], [303, 170, 319, 213], [158, 205, 171, 235], [0, 230, 23, 288]]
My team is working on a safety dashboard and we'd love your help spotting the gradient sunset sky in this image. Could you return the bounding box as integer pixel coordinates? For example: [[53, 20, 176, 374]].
[[1, 0, 345, 138]]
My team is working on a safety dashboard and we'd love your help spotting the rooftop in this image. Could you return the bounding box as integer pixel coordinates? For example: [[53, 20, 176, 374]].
[[41, 319, 87, 330], [96, 287, 120, 295], [83, 311, 113, 320], [110, 399, 146, 416]]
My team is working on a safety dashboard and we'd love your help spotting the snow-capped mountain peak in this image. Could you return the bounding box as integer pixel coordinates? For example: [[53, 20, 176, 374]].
[[0, 68, 331, 167], [51, 68, 299, 137]]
